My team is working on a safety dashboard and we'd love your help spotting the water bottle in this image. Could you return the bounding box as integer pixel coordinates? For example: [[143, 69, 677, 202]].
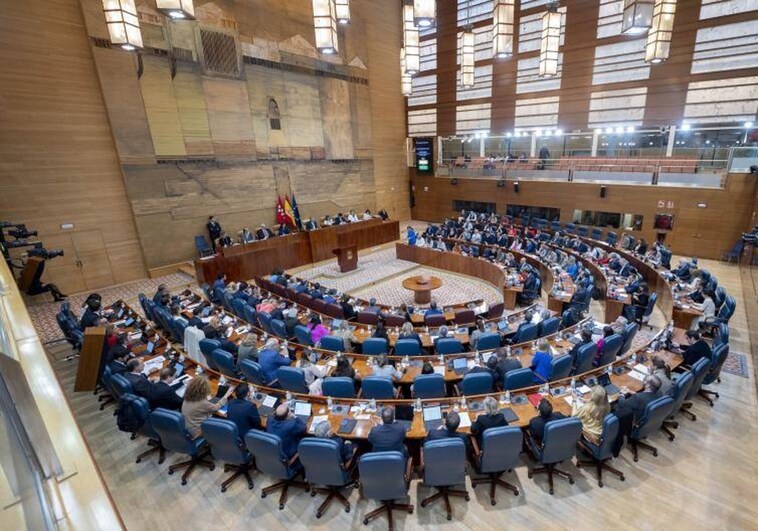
[[505, 390, 511, 404], [506, 345, 512, 357], [475, 350, 481, 365], [369, 398, 377, 412], [570, 377, 576, 393], [439, 352, 444, 365], [460, 396, 467, 411], [542, 382, 550, 396], [403, 354, 410, 367], [414, 397, 421, 412], [249, 384, 256, 397], [286, 391, 293, 409], [327, 395, 334, 410]]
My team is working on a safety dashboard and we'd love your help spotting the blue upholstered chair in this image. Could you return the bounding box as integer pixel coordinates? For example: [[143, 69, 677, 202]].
[[412, 374, 445, 399], [294, 325, 313, 346], [698, 343, 729, 406], [538, 317, 561, 338], [591, 228, 603, 240], [460, 372, 493, 395], [363, 338, 389, 355], [200, 418, 254, 492], [573, 342, 597, 376], [360, 376, 395, 400], [239, 359, 270, 387], [503, 368, 533, 390], [471, 425, 522, 505], [576, 226, 588, 237], [549, 354, 573, 382], [633, 292, 657, 329], [605, 231, 617, 245], [512, 322, 538, 344], [257, 312, 273, 334], [680, 357, 711, 421], [230, 297, 247, 318], [276, 367, 309, 395], [476, 332, 501, 351], [211, 349, 238, 378], [195, 235, 213, 257], [109, 373, 133, 401], [245, 430, 308, 510], [242, 304, 258, 327], [420, 439, 469, 520], [619, 322, 639, 356], [436, 338, 463, 355], [713, 323, 729, 349], [119, 393, 165, 464], [270, 319, 290, 340], [199, 338, 221, 368], [577, 414, 624, 487], [298, 438, 357, 518], [629, 396, 674, 461], [527, 417, 583, 494], [149, 408, 215, 485], [358, 451, 414, 527], [661, 370, 695, 439], [395, 339, 422, 356], [560, 308, 578, 329], [319, 335, 345, 353], [595, 334, 623, 367], [322, 377, 356, 398]]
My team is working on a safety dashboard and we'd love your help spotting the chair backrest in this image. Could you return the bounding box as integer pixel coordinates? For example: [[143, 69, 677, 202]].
[[270, 319, 289, 339], [358, 451, 409, 502], [605, 231, 617, 245], [322, 377, 356, 398], [242, 304, 258, 326], [276, 367, 309, 394], [685, 357, 711, 400], [591, 228, 603, 240], [539, 417, 583, 465], [503, 367, 533, 390], [560, 308, 577, 328], [325, 303, 345, 319], [669, 370, 694, 412], [195, 235, 212, 255], [714, 286, 726, 308], [719, 295, 736, 322], [487, 302, 505, 319], [200, 418, 249, 466], [361, 376, 395, 399], [257, 312, 273, 334], [593, 414, 620, 461], [461, 372, 493, 395], [479, 425, 523, 474], [538, 317, 560, 338], [423, 438, 466, 487], [385, 314, 406, 328], [642, 292, 658, 319], [244, 430, 290, 479], [149, 408, 197, 455], [513, 323, 538, 344], [319, 335, 345, 352], [199, 338, 221, 358], [620, 322, 639, 355], [476, 332, 500, 351], [298, 438, 350, 487], [357, 311, 379, 325], [574, 342, 598, 375], [395, 339, 421, 356], [577, 227, 588, 237], [239, 359, 268, 386], [634, 396, 674, 440], [209, 348, 235, 377], [110, 373, 133, 398], [312, 298, 328, 315], [424, 313, 446, 327], [363, 338, 389, 355], [412, 374, 445, 399], [549, 354, 573, 382], [230, 297, 246, 318], [703, 343, 729, 385], [454, 309, 476, 326], [713, 323, 729, 348], [293, 325, 313, 346], [297, 292, 313, 308], [596, 334, 623, 366], [436, 338, 463, 355]]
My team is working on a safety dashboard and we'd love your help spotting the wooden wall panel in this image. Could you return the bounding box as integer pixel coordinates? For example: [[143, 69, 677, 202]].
[[203, 77, 257, 156], [173, 63, 214, 155], [410, 172, 757, 260], [0, 0, 146, 293], [319, 77, 356, 160], [139, 55, 187, 156]]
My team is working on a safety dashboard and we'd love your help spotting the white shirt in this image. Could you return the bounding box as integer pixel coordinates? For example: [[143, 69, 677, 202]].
[[348, 214, 359, 222], [362, 213, 372, 220], [184, 326, 206, 365]]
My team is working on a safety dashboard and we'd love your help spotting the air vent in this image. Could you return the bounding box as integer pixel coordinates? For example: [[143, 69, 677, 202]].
[[199, 29, 240, 78]]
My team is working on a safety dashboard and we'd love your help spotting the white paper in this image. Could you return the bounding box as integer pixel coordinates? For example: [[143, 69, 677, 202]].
[[634, 363, 650, 375], [141, 358, 164, 375], [458, 414, 472, 428], [433, 366, 446, 375], [309, 415, 330, 433], [629, 370, 647, 382], [262, 395, 277, 408], [563, 395, 574, 406], [577, 385, 592, 394]]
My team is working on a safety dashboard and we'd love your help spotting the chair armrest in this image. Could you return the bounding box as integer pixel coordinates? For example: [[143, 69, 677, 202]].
[[288, 453, 300, 467], [452, 385, 460, 397], [357, 389, 363, 398], [405, 456, 414, 482], [419, 447, 425, 471], [343, 445, 359, 471], [469, 435, 481, 458]]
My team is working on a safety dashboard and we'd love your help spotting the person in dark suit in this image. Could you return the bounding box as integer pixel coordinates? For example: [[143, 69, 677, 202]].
[[283, 307, 301, 338], [309, 283, 324, 300], [495, 349, 522, 384], [123, 359, 152, 399], [569, 328, 593, 370], [340, 295, 356, 320], [278, 224, 291, 236], [207, 216, 222, 252], [225, 384, 261, 435], [470, 397, 507, 444], [303, 218, 318, 231], [108, 347, 130, 376], [80, 299, 103, 329], [256, 224, 274, 240], [217, 232, 233, 248], [680, 330, 712, 367], [148, 368, 183, 411], [367, 407, 408, 455], [187, 306, 205, 328], [528, 398, 566, 445], [425, 410, 471, 455], [313, 420, 355, 463], [266, 404, 307, 460], [615, 375, 662, 424]]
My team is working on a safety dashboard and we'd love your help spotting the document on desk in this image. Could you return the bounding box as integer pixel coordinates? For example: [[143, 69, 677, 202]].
[[633, 363, 650, 375], [563, 395, 574, 406], [141, 358, 164, 375], [629, 370, 647, 382], [433, 366, 446, 375], [309, 415, 330, 433], [458, 414, 472, 428], [262, 395, 278, 408]]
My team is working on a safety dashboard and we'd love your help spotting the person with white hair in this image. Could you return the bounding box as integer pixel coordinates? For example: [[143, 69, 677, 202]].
[[314, 420, 355, 462], [470, 396, 508, 444], [257, 337, 290, 384]]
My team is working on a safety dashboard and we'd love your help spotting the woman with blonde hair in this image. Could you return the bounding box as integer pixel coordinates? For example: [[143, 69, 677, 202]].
[[572, 385, 610, 445], [236, 332, 259, 369], [334, 320, 356, 353], [181, 376, 232, 439]]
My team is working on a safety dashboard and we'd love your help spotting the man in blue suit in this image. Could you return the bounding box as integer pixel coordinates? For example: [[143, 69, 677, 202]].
[[368, 407, 408, 456], [257, 340, 292, 384], [267, 404, 307, 460], [226, 384, 261, 436], [424, 410, 472, 455]]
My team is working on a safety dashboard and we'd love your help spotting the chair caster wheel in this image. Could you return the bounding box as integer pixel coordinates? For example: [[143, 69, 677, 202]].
[[209, 464, 215, 471], [421, 501, 427, 508], [311, 491, 317, 497], [363, 519, 369, 525], [620, 476, 626, 482], [345, 507, 350, 513], [261, 492, 267, 498], [633, 457, 639, 462], [549, 489, 554, 495], [491, 500, 496, 506], [528, 472, 533, 479], [653, 451, 658, 457], [181, 479, 187, 486], [136, 458, 142, 464], [248, 484, 254, 490], [316, 513, 322, 519], [409, 508, 414, 515], [447, 514, 452, 521], [513, 490, 519, 496], [465, 495, 470, 501], [168, 470, 174, 475], [221, 487, 227, 493], [279, 504, 284, 510], [569, 478, 575, 485], [598, 482, 603, 488]]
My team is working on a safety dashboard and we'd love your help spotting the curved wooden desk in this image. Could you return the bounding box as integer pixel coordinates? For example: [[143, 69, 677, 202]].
[[402, 275, 442, 304]]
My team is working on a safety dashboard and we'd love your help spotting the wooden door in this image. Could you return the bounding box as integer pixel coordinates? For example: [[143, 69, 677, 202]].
[[70, 230, 115, 290], [37, 233, 87, 295]]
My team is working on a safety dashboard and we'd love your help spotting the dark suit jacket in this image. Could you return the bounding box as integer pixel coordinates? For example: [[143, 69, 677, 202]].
[[284, 317, 300, 337], [148, 381, 183, 411], [616, 390, 661, 424], [266, 416, 307, 459], [425, 426, 471, 454], [341, 302, 356, 319], [80, 309, 101, 329], [368, 422, 408, 455], [109, 359, 128, 376], [682, 339, 712, 367], [187, 316, 204, 328], [124, 372, 152, 399], [470, 413, 507, 443], [528, 412, 566, 444], [226, 399, 261, 435], [328, 435, 355, 462], [496, 358, 522, 385]]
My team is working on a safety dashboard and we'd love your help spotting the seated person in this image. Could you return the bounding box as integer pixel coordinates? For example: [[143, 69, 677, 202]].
[[615, 375, 662, 424], [365, 297, 382, 314], [424, 300, 443, 316], [651, 356, 673, 396], [424, 410, 471, 455], [236, 333, 259, 369], [257, 338, 292, 384], [593, 325, 615, 365], [495, 348, 522, 383], [679, 330, 712, 367], [239, 227, 255, 243], [528, 398, 566, 445], [470, 396, 508, 444], [181, 376, 232, 439], [123, 359, 151, 398], [307, 315, 329, 345], [313, 420, 355, 463], [226, 383, 261, 435], [368, 406, 408, 455], [256, 224, 274, 240], [571, 385, 608, 445], [433, 325, 450, 350], [108, 346, 131, 376], [267, 403, 307, 460], [569, 328, 593, 370], [277, 224, 291, 236], [372, 320, 389, 341], [371, 354, 403, 386], [332, 355, 362, 387], [340, 295, 357, 320], [303, 218, 318, 231], [217, 231, 233, 248], [298, 348, 328, 395], [397, 321, 422, 347], [148, 367, 184, 411]]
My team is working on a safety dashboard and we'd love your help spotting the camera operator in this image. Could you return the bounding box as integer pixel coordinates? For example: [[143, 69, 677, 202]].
[[24, 247, 68, 302]]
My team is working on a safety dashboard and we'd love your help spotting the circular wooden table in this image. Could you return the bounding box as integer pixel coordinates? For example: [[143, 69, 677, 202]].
[[402, 275, 443, 304]]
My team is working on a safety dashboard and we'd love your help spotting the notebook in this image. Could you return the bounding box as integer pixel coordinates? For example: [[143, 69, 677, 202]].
[[500, 407, 519, 423], [527, 393, 543, 409], [338, 418, 357, 435], [452, 357, 468, 375], [293, 401, 312, 422]]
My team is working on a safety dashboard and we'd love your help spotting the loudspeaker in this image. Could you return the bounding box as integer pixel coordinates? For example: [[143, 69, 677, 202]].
[[514, 182, 519, 193], [600, 186, 607, 198], [497, 179, 505, 187], [450, 178, 458, 185]]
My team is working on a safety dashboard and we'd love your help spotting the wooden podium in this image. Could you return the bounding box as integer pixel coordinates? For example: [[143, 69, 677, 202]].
[[333, 245, 358, 273], [74, 327, 107, 392], [17, 256, 43, 292]]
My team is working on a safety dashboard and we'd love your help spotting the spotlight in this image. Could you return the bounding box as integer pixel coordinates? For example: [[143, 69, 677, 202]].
[[681, 123, 691, 131], [745, 121, 754, 128]]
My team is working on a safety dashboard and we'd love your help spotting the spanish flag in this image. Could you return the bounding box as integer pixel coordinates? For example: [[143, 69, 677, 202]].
[[283, 195, 297, 229]]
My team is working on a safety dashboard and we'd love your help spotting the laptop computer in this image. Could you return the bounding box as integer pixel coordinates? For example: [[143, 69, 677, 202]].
[[452, 357, 468, 375], [146, 341, 155, 354], [498, 320, 508, 331], [123, 317, 134, 327], [423, 405, 444, 431], [293, 401, 313, 422]]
